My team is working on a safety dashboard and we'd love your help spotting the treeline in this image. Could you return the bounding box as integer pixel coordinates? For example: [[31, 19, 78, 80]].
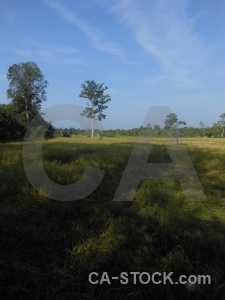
[[105, 125, 223, 138], [54, 125, 222, 138], [54, 127, 141, 137]]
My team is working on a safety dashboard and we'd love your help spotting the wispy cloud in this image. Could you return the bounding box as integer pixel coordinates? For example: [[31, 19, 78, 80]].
[[105, 0, 208, 87], [43, 0, 123, 57], [37, 44, 79, 64], [14, 39, 83, 66], [50, 46, 78, 54], [10, 49, 32, 56], [0, 37, 81, 66], [145, 75, 167, 83], [38, 51, 83, 66]]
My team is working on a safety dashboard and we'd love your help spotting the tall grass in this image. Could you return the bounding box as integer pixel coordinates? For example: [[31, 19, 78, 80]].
[[1, 136, 225, 299]]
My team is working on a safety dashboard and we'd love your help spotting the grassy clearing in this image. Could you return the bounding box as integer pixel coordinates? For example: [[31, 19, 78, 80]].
[[1, 136, 225, 299]]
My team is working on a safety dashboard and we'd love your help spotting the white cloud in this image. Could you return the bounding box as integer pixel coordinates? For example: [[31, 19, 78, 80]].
[[10, 49, 32, 56], [43, 0, 124, 57], [37, 44, 83, 65], [105, 0, 209, 87]]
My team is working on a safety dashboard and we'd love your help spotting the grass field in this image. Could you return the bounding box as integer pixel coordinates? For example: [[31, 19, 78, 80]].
[[1, 136, 225, 299]]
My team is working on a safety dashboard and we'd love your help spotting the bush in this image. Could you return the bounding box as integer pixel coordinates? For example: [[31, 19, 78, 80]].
[[62, 130, 71, 137], [0, 104, 26, 141]]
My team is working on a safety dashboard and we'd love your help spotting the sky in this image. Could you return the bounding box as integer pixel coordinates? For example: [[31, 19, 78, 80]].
[[0, 0, 225, 129]]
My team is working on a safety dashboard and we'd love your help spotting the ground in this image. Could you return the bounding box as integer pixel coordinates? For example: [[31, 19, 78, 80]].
[[1, 136, 225, 299]]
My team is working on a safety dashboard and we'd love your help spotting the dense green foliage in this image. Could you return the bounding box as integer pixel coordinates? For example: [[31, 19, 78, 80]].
[[1, 62, 54, 142], [7, 62, 48, 124], [1, 137, 225, 299], [0, 104, 54, 142], [0, 104, 26, 141]]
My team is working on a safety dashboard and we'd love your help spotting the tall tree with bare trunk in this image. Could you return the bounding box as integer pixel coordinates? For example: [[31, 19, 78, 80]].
[[79, 80, 111, 138]]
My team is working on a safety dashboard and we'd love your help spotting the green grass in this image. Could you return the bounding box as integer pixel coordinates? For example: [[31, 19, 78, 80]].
[[1, 136, 225, 299]]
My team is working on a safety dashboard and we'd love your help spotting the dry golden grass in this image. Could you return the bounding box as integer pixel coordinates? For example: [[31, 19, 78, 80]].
[[1, 135, 225, 299]]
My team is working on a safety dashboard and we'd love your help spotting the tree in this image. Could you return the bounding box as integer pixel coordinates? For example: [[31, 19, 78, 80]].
[[153, 124, 160, 130], [165, 113, 186, 144], [146, 122, 152, 129], [199, 121, 205, 129], [7, 61, 48, 124], [218, 113, 225, 138], [79, 80, 111, 138], [199, 121, 206, 137]]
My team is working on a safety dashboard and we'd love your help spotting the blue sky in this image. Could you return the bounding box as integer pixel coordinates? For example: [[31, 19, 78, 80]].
[[0, 0, 225, 129]]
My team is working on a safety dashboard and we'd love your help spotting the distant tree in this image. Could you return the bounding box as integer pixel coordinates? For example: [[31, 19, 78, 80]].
[[152, 124, 161, 137], [199, 121, 205, 128], [153, 124, 160, 130], [146, 122, 152, 129], [218, 113, 225, 138], [7, 61, 48, 124], [199, 121, 206, 137], [165, 113, 186, 144], [79, 80, 111, 138]]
